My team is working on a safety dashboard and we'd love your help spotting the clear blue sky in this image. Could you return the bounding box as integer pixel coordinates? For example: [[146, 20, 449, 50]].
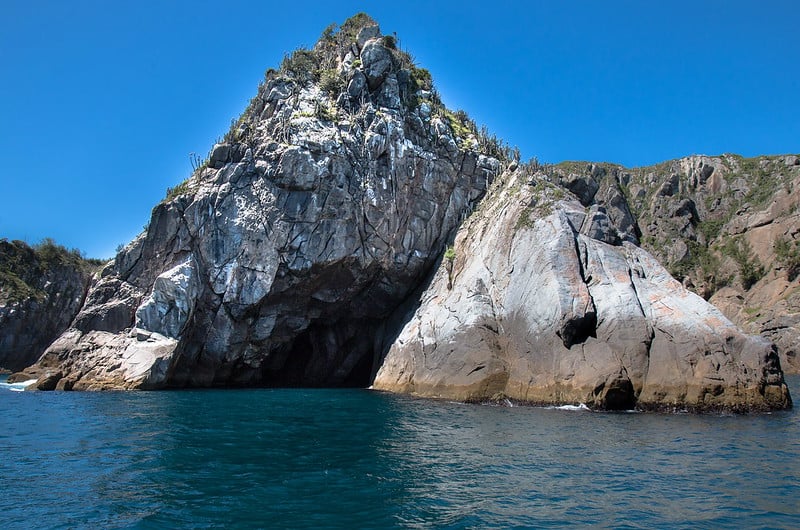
[[2, 0, 798, 258]]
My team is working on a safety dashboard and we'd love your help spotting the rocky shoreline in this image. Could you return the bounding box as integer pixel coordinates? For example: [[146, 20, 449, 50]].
[[1, 15, 794, 412]]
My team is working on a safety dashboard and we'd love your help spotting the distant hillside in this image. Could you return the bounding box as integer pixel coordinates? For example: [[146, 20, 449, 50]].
[[0, 239, 101, 370]]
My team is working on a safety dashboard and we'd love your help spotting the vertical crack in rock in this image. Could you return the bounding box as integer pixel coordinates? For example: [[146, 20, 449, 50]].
[[559, 231, 597, 348], [626, 259, 655, 393]]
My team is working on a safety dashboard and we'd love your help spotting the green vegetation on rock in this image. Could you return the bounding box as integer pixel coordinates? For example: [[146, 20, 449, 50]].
[[0, 238, 102, 304], [319, 68, 345, 95], [720, 236, 765, 290], [774, 236, 800, 281], [165, 179, 192, 202]]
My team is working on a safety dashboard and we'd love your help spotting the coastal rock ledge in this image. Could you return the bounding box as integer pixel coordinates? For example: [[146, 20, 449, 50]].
[[372, 169, 791, 412]]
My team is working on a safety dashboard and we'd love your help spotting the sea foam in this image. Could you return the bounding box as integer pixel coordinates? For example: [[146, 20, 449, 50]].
[[0, 379, 37, 392], [547, 403, 591, 411]]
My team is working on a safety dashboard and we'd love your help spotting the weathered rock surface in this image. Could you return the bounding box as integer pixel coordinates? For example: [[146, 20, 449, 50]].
[[21, 15, 500, 391], [0, 240, 95, 371], [373, 170, 791, 411], [547, 155, 800, 373], [10, 15, 793, 412]]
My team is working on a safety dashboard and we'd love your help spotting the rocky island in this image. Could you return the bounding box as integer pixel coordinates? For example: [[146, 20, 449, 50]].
[[3, 14, 793, 411]]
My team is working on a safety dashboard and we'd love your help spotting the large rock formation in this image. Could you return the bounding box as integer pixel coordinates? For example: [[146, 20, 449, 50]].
[[373, 169, 791, 411], [10, 15, 793, 411], [0, 239, 95, 371], [547, 155, 800, 373], [18, 15, 500, 390]]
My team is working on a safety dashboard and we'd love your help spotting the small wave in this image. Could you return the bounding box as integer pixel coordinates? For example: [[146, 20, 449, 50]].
[[546, 403, 591, 412], [0, 379, 37, 392]]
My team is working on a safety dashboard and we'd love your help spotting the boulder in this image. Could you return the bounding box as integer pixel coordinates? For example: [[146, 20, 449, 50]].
[[209, 143, 230, 169], [563, 174, 598, 206], [360, 40, 394, 90], [356, 25, 380, 49], [347, 70, 367, 100], [135, 259, 199, 339], [580, 205, 621, 245]]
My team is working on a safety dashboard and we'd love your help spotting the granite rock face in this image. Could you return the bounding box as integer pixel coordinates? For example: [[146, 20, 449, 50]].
[[373, 169, 791, 411], [12, 16, 793, 412], [0, 240, 94, 371], [21, 16, 500, 390], [548, 155, 800, 373]]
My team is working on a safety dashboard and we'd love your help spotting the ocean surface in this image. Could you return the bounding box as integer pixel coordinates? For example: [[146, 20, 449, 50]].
[[1, 375, 798, 529]]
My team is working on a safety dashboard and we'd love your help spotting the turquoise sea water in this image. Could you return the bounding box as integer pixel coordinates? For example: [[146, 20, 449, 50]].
[[1, 375, 798, 529]]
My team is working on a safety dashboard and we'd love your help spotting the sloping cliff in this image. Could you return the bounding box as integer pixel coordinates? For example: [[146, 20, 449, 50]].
[[372, 167, 791, 411], [546, 156, 800, 373]]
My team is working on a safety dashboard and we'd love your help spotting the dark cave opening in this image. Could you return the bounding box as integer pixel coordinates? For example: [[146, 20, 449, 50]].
[[558, 311, 598, 349], [259, 320, 379, 388]]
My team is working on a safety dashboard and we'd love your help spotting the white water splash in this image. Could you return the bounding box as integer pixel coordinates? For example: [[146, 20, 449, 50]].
[[547, 403, 591, 412], [0, 379, 37, 392]]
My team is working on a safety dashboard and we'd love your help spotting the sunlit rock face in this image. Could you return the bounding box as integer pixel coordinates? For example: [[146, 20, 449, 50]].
[[548, 156, 800, 374], [15, 15, 792, 412], [25, 16, 500, 390], [373, 169, 792, 412]]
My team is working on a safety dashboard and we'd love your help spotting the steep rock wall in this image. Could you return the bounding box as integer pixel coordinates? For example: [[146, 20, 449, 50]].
[[549, 155, 800, 373]]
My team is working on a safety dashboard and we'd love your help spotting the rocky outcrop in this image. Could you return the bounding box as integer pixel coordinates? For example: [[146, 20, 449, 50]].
[[547, 155, 800, 373], [373, 170, 791, 411], [11, 15, 793, 412], [18, 15, 500, 391], [0, 239, 95, 371]]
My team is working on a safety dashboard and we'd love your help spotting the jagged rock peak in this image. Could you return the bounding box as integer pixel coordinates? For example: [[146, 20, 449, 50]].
[[166, 14, 511, 198], [16, 14, 505, 391]]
